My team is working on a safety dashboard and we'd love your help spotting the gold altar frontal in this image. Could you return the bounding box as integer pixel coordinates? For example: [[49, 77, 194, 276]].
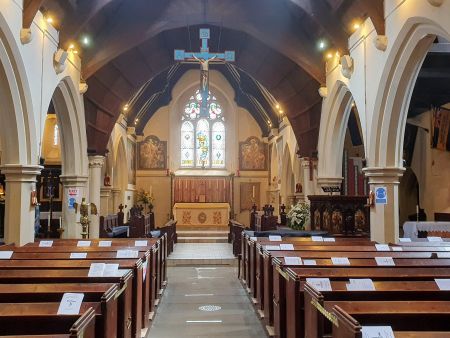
[[173, 203, 230, 228]]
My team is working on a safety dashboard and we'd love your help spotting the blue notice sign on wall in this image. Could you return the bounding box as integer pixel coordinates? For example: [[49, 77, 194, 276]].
[[375, 186, 387, 205]]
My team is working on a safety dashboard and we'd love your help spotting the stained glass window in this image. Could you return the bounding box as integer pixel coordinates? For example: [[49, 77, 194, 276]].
[[181, 121, 194, 167], [211, 122, 225, 168], [180, 90, 225, 168]]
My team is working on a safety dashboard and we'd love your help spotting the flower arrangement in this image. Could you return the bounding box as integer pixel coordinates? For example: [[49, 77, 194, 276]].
[[286, 202, 310, 230], [136, 189, 155, 213]]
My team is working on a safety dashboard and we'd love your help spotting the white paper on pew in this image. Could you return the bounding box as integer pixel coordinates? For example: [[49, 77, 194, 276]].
[[115, 269, 129, 277], [39, 240, 53, 247], [57, 293, 84, 315], [361, 326, 395, 338], [435, 279, 450, 290], [346, 279, 376, 291], [269, 235, 282, 242], [70, 252, 87, 259], [116, 249, 139, 258], [323, 238, 335, 242], [391, 246, 403, 251], [103, 263, 119, 277], [77, 240, 91, 247], [428, 236, 443, 242], [303, 259, 317, 265], [445, 247, 450, 251], [0, 251, 13, 259], [375, 257, 395, 266], [311, 236, 323, 242], [280, 244, 294, 250], [88, 263, 106, 277], [284, 257, 302, 265], [331, 257, 350, 265], [306, 278, 332, 291], [250, 237, 257, 241], [99, 241, 111, 247], [135, 240, 148, 247], [437, 252, 450, 258], [399, 237, 412, 242], [375, 244, 390, 251], [265, 245, 280, 251], [142, 260, 148, 282]]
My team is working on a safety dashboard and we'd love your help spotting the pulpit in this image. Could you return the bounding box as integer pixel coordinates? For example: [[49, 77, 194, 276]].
[[173, 203, 230, 228], [308, 195, 369, 236]]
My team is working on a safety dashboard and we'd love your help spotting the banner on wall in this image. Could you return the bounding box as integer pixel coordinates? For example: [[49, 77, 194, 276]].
[[431, 107, 450, 151], [68, 188, 80, 209]]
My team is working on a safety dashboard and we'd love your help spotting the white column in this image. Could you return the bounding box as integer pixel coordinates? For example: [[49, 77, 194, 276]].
[[0, 164, 42, 246], [111, 188, 121, 212], [301, 158, 318, 199], [60, 175, 88, 239], [100, 187, 112, 216], [363, 167, 405, 243], [88, 156, 104, 239]]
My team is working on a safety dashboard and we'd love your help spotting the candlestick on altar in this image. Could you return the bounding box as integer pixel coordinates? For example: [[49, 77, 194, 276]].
[[252, 186, 255, 198], [416, 205, 419, 222]]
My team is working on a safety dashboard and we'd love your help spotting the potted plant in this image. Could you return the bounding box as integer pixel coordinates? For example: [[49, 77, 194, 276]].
[[286, 202, 309, 230], [136, 189, 154, 214]]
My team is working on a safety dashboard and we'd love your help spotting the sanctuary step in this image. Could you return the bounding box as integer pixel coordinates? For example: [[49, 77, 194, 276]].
[[167, 243, 237, 266], [177, 230, 229, 243]]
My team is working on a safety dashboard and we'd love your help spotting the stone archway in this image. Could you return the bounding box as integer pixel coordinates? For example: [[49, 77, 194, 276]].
[[317, 81, 360, 186], [280, 144, 295, 206], [48, 77, 89, 238], [0, 11, 40, 245], [365, 18, 450, 243], [112, 137, 128, 214]]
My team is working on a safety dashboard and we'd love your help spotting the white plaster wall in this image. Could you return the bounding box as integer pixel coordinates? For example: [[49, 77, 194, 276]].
[[410, 108, 450, 216]]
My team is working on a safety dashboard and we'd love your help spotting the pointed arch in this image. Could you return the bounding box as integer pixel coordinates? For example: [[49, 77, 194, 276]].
[[281, 144, 295, 204], [369, 18, 450, 168]]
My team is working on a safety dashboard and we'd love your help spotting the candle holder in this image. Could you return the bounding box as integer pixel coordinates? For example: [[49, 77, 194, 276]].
[[56, 227, 65, 239]]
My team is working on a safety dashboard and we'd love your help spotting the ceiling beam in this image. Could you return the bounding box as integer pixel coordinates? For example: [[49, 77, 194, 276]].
[[288, 0, 349, 51], [23, 0, 44, 29]]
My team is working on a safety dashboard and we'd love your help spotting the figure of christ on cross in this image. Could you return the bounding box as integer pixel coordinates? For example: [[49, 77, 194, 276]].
[[174, 28, 235, 117]]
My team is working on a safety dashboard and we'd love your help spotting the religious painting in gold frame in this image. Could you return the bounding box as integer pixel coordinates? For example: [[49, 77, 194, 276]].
[[239, 137, 268, 171], [138, 135, 167, 170], [240, 182, 260, 212]]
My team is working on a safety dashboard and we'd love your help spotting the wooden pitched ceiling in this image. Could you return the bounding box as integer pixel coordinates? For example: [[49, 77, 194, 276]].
[[42, 0, 384, 156]]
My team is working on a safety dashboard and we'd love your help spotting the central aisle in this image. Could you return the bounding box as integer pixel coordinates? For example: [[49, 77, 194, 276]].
[[148, 266, 267, 337]]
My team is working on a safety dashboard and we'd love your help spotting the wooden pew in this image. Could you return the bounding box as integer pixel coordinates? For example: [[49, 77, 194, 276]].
[[331, 301, 450, 338], [276, 266, 450, 338], [304, 280, 450, 338], [157, 220, 177, 255], [0, 258, 145, 334], [0, 268, 134, 338], [0, 242, 160, 317], [0, 283, 118, 338], [0, 305, 96, 337], [28, 236, 168, 298], [261, 248, 449, 326], [100, 214, 129, 238]]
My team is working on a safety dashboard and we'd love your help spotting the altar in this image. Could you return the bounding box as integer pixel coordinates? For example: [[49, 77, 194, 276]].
[[173, 203, 230, 228]]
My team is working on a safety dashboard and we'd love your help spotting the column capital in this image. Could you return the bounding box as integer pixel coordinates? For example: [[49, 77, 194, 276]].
[[59, 175, 89, 186], [317, 176, 344, 186], [88, 155, 105, 168], [362, 167, 405, 184], [100, 187, 112, 197], [0, 164, 42, 182], [111, 188, 121, 194]]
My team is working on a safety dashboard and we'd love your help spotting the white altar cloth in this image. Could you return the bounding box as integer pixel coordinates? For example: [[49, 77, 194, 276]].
[[403, 221, 450, 239]]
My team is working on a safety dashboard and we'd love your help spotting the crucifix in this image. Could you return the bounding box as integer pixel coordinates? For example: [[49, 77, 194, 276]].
[[174, 28, 235, 117]]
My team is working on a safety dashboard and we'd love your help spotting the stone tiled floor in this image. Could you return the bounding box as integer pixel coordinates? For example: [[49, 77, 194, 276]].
[[147, 266, 267, 337]]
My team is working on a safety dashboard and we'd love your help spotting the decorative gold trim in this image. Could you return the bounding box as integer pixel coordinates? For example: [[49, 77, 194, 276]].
[[311, 299, 339, 327]]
